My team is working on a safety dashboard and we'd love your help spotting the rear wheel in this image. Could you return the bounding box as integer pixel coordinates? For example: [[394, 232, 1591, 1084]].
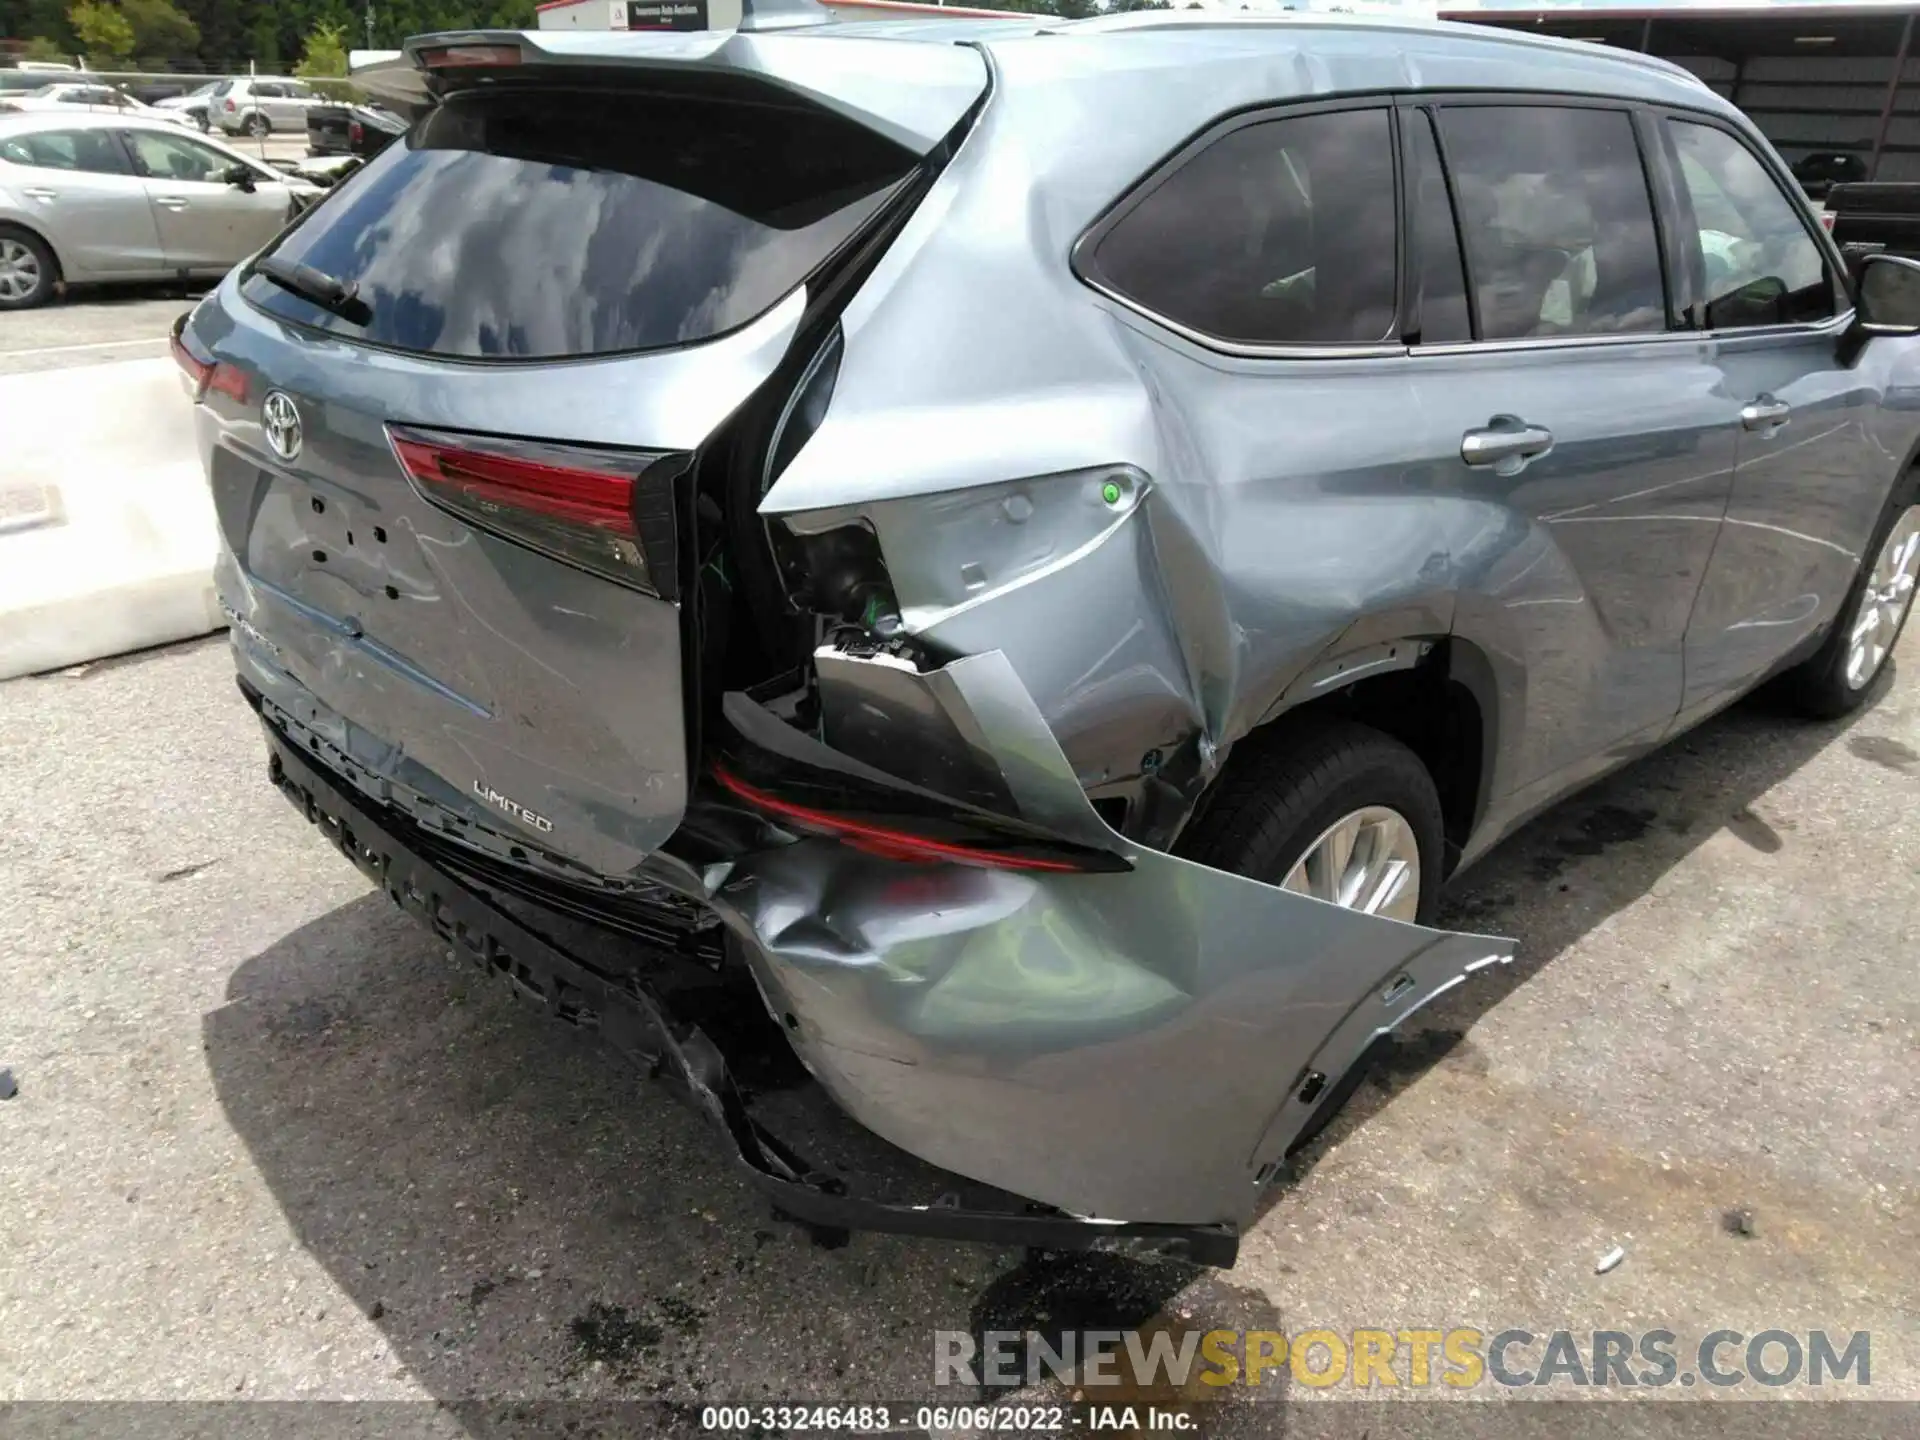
[[247, 112, 271, 138], [0, 227, 56, 310], [1176, 717, 1444, 925], [1787, 474, 1920, 718]]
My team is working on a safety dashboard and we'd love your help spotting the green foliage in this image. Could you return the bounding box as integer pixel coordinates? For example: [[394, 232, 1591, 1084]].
[[68, 0, 134, 64], [19, 32, 69, 57], [123, 0, 198, 60], [293, 17, 347, 75]]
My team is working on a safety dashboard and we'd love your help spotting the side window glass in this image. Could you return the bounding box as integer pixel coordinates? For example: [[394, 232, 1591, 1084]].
[[70, 129, 133, 176], [1406, 109, 1471, 344], [1087, 107, 1398, 347], [1667, 120, 1833, 329], [127, 130, 228, 183], [1438, 105, 1667, 340]]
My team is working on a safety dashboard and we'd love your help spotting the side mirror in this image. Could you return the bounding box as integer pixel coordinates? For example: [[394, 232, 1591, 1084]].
[[221, 163, 257, 193], [1855, 252, 1920, 337]]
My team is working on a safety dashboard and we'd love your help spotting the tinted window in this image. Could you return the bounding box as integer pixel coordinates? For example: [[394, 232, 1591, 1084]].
[[1405, 109, 1470, 344], [1088, 107, 1398, 346], [0, 128, 131, 175], [244, 86, 915, 359], [1439, 105, 1666, 340], [211, 80, 234, 96], [127, 129, 238, 183], [1668, 120, 1833, 328]]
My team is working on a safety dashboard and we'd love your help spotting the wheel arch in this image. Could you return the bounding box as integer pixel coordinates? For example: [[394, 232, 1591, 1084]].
[[0, 216, 65, 288], [1223, 632, 1505, 876]]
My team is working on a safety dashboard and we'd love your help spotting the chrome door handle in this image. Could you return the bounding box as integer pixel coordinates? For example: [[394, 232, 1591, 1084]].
[[1461, 417, 1555, 474], [1741, 396, 1791, 432], [154, 195, 190, 211], [21, 187, 56, 201]]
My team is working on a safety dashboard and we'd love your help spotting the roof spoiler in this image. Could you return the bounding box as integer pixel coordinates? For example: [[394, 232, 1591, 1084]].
[[347, 26, 986, 154]]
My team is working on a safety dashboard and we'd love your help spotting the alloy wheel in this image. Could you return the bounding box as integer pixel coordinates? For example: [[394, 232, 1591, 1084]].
[[1844, 505, 1920, 691], [1279, 805, 1422, 922], [0, 238, 41, 302]]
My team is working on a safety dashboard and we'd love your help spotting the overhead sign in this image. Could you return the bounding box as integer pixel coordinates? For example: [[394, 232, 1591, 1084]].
[[626, 0, 709, 27]]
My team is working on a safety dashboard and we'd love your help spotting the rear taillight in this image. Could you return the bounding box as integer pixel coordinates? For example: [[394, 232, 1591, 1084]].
[[388, 426, 684, 598], [224, 97, 235, 111], [1820, 211, 1836, 231], [347, 119, 363, 144], [712, 765, 1116, 874], [169, 316, 247, 403]]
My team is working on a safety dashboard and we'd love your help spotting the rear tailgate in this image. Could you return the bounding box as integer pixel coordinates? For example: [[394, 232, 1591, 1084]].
[[306, 104, 350, 148], [188, 31, 987, 879]]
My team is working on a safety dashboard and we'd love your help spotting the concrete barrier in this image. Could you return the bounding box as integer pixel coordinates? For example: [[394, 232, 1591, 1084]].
[[0, 356, 224, 681]]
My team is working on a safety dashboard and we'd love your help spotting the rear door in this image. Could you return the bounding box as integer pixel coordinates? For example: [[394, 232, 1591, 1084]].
[[0, 125, 164, 277], [121, 127, 288, 269], [193, 41, 986, 877]]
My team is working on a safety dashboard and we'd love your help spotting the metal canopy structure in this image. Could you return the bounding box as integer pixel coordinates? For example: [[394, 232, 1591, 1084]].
[[1444, 3, 1920, 180]]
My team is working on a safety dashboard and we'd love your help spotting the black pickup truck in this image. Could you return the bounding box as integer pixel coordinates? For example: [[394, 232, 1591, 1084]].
[[305, 101, 406, 160], [1826, 182, 1920, 263]]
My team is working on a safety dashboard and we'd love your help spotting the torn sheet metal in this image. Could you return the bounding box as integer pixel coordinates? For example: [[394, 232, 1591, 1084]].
[[711, 649, 1513, 1227]]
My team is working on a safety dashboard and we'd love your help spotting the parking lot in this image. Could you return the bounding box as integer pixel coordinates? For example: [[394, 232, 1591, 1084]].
[[2, 293, 1918, 1426]]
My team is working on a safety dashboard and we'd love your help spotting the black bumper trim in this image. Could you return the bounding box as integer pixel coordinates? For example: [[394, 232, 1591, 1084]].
[[261, 720, 1240, 1267]]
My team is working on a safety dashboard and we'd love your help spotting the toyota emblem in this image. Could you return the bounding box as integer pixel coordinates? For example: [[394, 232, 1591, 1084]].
[[262, 391, 303, 462]]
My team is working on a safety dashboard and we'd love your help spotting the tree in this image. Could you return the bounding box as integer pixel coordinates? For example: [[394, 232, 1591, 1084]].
[[68, 0, 133, 65], [294, 18, 347, 76], [122, 0, 199, 65], [20, 33, 70, 58]]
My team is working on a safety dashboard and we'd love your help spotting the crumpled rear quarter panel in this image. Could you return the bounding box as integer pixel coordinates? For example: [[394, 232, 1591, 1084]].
[[712, 652, 1511, 1227]]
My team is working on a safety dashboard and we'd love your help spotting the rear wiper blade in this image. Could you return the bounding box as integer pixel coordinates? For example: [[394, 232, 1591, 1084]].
[[254, 255, 372, 327]]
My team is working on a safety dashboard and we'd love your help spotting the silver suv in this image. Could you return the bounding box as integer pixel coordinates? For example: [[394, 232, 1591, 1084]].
[[210, 76, 324, 137], [178, 15, 1920, 1265]]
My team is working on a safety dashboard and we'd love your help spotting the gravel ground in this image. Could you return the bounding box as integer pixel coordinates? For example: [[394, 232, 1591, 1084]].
[[0, 629, 1914, 1431]]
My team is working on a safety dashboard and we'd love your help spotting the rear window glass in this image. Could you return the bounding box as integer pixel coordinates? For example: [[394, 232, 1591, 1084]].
[[242, 85, 916, 360]]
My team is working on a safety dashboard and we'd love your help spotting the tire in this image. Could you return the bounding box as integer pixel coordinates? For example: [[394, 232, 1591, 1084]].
[[1785, 468, 1920, 719], [0, 225, 57, 311], [1176, 717, 1446, 925], [246, 112, 270, 138], [196, 113, 209, 132]]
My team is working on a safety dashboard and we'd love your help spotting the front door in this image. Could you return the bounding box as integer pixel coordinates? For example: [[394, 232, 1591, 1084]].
[[120, 128, 288, 271], [1659, 113, 1886, 720]]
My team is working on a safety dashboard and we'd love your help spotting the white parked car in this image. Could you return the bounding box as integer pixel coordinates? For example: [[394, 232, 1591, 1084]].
[[0, 112, 323, 308], [0, 82, 195, 125], [154, 80, 227, 132], [210, 77, 328, 137]]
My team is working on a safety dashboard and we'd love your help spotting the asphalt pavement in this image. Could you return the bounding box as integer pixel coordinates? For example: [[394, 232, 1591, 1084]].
[[0, 299, 1916, 1428]]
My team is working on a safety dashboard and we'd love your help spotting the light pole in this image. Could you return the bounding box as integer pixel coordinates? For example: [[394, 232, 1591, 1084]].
[[364, 4, 376, 48]]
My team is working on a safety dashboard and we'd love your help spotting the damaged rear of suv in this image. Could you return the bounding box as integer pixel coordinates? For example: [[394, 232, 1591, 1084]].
[[175, 16, 1750, 1266]]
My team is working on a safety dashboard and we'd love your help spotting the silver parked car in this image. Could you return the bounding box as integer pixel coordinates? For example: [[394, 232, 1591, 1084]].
[[0, 113, 321, 307], [178, 15, 1920, 1264]]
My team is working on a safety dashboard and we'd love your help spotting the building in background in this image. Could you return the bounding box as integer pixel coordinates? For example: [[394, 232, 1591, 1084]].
[[1447, 3, 1920, 183]]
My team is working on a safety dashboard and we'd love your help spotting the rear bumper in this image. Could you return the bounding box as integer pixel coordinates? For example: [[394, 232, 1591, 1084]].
[[260, 715, 1242, 1265], [248, 644, 1514, 1263]]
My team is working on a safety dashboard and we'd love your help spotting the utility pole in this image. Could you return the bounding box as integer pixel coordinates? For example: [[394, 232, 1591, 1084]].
[[364, 4, 376, 48]]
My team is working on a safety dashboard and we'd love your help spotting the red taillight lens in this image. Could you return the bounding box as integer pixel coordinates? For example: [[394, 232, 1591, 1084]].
[[347, 119, 363, 144], [712, 765, 1096, 874], [389, 427, 681, 597], [224, 97, 235, 110], [417, 43, 522, 68], [170, 319, 246, 403], [1820, 211, 1836, 231]]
